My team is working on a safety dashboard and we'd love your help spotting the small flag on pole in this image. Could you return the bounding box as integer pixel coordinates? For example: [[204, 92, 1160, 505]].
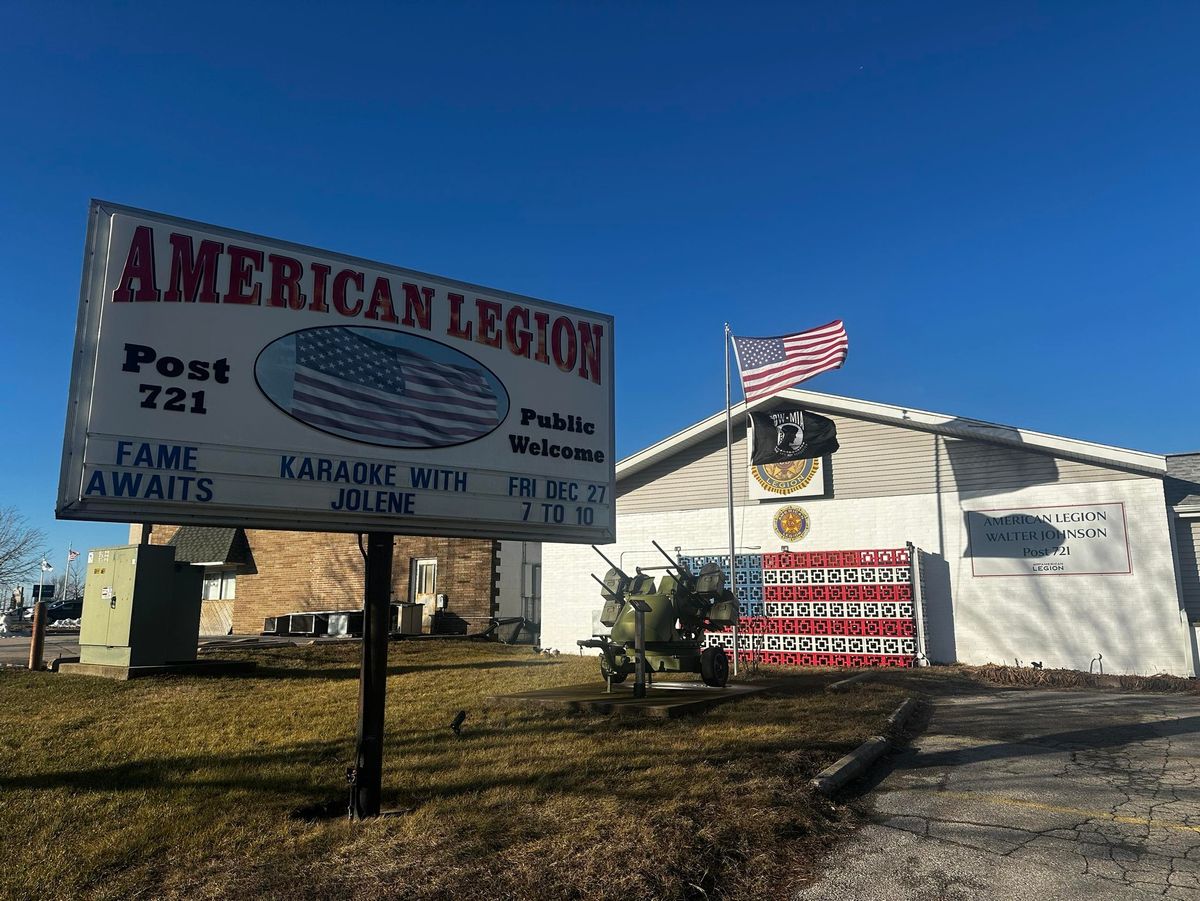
[[67, 549, 79, 563], [40, 559, 53, 572], [731, 320, 848, 403]]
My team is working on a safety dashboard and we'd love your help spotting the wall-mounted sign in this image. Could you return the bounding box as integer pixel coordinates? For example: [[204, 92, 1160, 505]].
[[965, 502, 1131, 577], [751, 459, 824, 499], [773, 505, 811, 542], [57, 201, 615, 542]]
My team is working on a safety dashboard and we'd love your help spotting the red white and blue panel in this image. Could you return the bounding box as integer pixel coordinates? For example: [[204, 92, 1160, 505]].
[[682, 547, 917, 667]]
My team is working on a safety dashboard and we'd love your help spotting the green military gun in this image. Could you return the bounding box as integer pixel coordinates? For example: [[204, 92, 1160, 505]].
[[578, 541, 739, 689]]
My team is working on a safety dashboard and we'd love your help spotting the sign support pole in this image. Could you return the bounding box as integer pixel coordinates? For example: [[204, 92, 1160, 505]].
[[350, 531, 393, 820]]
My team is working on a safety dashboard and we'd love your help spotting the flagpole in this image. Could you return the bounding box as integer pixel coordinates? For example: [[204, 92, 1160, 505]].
[[725, 324, 739, 677], [64, 544, 71, 599]]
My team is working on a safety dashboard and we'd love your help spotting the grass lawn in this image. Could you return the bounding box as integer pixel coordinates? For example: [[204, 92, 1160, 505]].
[[1, 642, 906, 900]]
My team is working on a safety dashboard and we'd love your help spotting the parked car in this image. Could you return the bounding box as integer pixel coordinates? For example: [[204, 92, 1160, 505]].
[[45, 599, 83, 622]]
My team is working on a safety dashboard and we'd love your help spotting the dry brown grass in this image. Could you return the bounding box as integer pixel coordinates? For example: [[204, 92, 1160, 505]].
[[0, 643, 905, 900], [961, 663, 1200, 693]]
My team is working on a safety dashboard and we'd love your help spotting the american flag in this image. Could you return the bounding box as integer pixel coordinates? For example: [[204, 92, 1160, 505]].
[[289, 328, 500, 447], [731, 320, 849, 403], [67, 549, 79, 563]]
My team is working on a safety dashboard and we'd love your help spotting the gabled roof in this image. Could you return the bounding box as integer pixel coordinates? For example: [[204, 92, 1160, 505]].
[[618, 388, 1167, 479], [168, 527, 254, 567]]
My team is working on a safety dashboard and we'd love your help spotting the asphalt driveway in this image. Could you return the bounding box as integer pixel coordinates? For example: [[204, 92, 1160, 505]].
[[799, 687, 1200, 900], [0, 633, 80, 667]]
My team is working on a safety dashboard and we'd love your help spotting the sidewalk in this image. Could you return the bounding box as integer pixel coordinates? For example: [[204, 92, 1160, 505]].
[[0, 633, 80, 668]]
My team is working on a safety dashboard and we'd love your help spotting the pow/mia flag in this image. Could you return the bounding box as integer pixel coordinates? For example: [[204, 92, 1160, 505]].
[[749, 408, 839, 465]]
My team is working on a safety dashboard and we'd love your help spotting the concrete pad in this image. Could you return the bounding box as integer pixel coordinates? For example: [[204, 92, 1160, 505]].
[[489, 680, 771, 718], [58, 659, 256, 680], [798, 688, 1200, 900]]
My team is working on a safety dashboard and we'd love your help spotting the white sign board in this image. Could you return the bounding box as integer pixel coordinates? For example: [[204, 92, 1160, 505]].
[[58, 202, 615, 542], [965, 502, 1132, 577]]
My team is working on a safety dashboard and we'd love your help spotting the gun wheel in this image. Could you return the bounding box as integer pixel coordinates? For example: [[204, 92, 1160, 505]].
[[599, 655, 628, 684], [700, 646, 729, 687]]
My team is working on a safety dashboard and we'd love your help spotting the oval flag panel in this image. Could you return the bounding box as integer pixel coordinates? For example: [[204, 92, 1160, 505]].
[[255, 326, 509, 449]]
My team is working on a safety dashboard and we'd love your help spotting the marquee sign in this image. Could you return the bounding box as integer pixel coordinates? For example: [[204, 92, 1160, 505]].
[[57, 201, 615, 542]]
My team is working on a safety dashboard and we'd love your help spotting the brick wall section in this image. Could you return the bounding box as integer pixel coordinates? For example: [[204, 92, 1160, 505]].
[[135, 525, 496, 635], [387, 536, 498, 636]]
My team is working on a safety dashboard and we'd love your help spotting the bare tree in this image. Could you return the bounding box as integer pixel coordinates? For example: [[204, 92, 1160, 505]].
[[0, 507, 45, 590], [52, 566, 85, 602]]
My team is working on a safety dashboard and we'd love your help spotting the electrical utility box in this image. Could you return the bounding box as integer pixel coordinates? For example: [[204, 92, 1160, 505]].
[[80, 544, 204, 668]]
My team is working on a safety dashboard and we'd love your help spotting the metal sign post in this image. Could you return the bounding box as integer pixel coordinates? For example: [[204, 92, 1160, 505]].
[[349, 532, 394, 820], [629, 597, 652, 699]]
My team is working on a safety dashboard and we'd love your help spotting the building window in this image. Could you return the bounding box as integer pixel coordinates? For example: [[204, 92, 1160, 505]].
[[411, 558, 437, 600], [203, 569, 236, 601]]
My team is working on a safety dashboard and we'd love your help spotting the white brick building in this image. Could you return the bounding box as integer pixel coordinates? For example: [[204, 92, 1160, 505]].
[[541, 389, 1200, 676]]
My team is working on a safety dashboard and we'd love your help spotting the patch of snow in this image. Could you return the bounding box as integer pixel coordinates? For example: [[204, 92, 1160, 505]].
[[0, 614, 30, 634]]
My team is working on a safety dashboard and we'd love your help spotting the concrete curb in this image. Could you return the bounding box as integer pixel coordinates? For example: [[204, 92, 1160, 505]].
[[827, 671, 877, 692], [887, 697, 920, 730], [811, 696, 920, 797]]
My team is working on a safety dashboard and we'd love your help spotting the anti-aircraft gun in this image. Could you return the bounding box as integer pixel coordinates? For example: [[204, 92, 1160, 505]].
[[577, 541, 739, 689]]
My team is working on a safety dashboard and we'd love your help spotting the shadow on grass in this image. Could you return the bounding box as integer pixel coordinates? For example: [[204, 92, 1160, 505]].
[[241, 657, 565, 681], [0, 700, 864, 812], [873, 669, 1002, 698]]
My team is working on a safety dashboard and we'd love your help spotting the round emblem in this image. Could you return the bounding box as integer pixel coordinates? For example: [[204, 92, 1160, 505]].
[[773, 505, 811, 542], [753, 458, 820, 495]]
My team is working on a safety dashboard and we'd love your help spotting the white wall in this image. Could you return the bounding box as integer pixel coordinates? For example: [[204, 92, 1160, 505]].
[[495, 540, 541, 628], [542, 477, 1193, 675]]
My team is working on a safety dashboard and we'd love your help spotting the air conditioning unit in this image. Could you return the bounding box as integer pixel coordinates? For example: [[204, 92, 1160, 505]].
[[391, 602, 423, 635], [326, 611, 364, 637], [286, 613, 318, 636]]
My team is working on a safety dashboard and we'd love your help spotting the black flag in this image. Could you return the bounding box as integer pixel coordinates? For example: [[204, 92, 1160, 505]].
[[749, 408, 839, 465]]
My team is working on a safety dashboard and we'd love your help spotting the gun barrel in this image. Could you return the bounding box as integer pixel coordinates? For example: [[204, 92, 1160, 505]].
[[651, 540, 677, 567], [590, 573, 608, 591], [652, 540, 696, 586], [591, 545, 627, 578]]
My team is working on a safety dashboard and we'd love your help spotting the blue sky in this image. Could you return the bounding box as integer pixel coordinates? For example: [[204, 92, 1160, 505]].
[[1, 1, 1197, 582]]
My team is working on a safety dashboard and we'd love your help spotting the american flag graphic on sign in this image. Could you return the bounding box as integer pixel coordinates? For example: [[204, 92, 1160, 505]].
[[288, 328, 500, 447], [732, 320, 848, 403]]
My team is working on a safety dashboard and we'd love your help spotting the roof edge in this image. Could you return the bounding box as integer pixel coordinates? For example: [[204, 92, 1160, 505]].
[[617, 388, 1167, 479]]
